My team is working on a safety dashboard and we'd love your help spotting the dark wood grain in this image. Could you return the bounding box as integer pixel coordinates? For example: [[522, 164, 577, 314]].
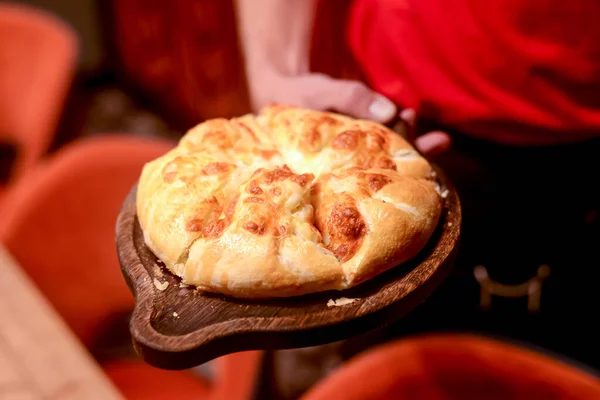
[[116, 167, 461, 370]]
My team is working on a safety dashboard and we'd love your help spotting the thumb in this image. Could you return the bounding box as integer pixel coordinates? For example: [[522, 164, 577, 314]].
[[295, 74, 397, 123]]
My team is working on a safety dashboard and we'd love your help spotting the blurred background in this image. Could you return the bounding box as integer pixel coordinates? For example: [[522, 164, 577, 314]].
[[1, 0, 361, 154]]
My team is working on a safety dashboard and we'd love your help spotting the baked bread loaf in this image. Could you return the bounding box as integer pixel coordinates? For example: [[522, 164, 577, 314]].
[[137, 105, 443, 298]]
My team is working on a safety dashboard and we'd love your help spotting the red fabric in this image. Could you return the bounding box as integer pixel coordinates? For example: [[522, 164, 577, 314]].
[[301, 334, 600, 400], [347, 0, 600, 145], [104, 360, 211, 400], [104, 351, 262, 400], [111, 0, 249, 124]]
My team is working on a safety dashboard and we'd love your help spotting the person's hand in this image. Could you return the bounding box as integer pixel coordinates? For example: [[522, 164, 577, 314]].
[[398, 108, 451, 158], [234, 0, 449, 157], [247, 70, 450, 157]]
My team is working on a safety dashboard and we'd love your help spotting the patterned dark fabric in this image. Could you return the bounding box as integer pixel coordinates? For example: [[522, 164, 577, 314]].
[[110, 0, 250, 125]]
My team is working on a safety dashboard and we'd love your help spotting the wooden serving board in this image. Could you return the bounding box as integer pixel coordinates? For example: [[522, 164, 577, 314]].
[[116, 167, 461, 370]]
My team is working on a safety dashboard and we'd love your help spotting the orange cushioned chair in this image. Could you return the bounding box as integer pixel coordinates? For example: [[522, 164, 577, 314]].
[[0, 134, 263, 399], [104, 350, 262, 400], [0, 3, 78, 191], [0, 134, 175, 347], [301, 334, 600, 400]]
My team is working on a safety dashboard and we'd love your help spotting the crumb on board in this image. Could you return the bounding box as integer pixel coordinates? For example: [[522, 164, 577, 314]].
[[153, 278, 169, 291], [448, 222, 453, 227], [172, 312, 179, 318], [432, 182, 449, 199], [153, 264, 164, 278], [327, 297, 359, 307], [179, 282, 189, 288]]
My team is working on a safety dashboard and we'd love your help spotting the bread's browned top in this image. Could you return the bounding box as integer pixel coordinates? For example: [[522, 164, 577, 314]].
[[136, 105, 442, 298]]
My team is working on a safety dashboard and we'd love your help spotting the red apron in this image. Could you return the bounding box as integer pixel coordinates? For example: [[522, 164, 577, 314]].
[[347, 0, 600, 145]]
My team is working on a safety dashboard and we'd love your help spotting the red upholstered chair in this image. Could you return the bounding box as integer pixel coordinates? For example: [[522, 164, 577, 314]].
[[301, 334, 600, 400], [0, 3, 77, 190], [0, 134, 175, 347], [104, 351, 262, 400], [0, 134, 264, 399]]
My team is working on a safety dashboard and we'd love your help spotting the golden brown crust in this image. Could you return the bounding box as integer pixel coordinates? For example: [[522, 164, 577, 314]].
[[137, 105, 442, 298]]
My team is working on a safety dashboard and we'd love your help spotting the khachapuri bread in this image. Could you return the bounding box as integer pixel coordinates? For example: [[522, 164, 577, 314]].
[[137, 105, 443, 298]]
